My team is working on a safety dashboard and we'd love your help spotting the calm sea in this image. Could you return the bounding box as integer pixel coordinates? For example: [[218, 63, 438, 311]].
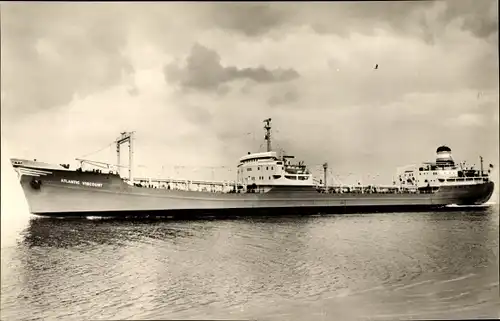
[[1, 206, 499, 321]]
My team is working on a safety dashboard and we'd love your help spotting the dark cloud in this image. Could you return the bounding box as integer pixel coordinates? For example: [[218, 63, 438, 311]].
[[164, 43, 299, 92], [206, 3, 290, 37], [202, 2, 433, 38], [127, 86, 140, 97], [178, 103, 213, 126], [268, 89, 300, 107], [307, 1, 435, 38], [401, 0, 498, 44], [203, 1, 497, 42], [0, 3, 134, 120], [443, 0, 497, 39]]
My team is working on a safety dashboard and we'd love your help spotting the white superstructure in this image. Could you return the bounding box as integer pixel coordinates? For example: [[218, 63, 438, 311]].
[[397, 146, 491, 191], [235, 119, 314, 192]]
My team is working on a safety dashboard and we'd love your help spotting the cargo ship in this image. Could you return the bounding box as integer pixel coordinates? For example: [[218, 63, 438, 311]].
[[10, 119, 495, 217]]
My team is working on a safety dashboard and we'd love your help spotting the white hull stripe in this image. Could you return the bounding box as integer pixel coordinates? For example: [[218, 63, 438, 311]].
[[16, 167, 53, 177]]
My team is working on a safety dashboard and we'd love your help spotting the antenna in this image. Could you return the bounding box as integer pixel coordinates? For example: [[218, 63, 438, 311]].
[[263, 118, 272, 152]]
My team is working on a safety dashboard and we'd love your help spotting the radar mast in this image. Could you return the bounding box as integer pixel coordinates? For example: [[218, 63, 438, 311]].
[[264, 118, 272, 152]]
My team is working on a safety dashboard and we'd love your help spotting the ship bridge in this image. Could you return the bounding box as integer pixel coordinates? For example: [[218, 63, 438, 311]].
[[235, 119, 314, 190], [238, 151, 279, 164]]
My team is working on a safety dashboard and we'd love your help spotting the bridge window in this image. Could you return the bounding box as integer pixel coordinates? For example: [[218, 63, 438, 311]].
[[247, 168, 252, 171], [273, 175, 282, 179]]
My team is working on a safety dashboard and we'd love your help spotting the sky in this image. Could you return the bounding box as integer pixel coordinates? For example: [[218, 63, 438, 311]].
[[1, 1, 498, 186]]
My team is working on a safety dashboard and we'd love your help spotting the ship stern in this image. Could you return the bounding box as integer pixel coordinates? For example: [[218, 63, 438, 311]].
[[451, 181, 495, 205]]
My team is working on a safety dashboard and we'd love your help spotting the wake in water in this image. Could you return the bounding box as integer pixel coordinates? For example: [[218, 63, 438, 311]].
[[446, 203, 494, 208]]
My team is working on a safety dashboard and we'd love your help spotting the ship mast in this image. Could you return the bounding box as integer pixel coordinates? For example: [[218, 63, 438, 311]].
[[480, 155, 483, 176], [264, 118, 272, 152], [116, 131, 135, 182], [323, 162, 328, 190]]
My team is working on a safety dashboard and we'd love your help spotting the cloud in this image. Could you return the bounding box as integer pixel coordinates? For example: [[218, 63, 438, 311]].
[[202, 1, 497, 43], [164, 43, 299, 92], [447, 113, 485, 127], [442, 0, 498, 39], [201, 2, 433, 39], [268, 88, 300, 107], [205, 3, 291, 37], [0, 3, 134, 120]]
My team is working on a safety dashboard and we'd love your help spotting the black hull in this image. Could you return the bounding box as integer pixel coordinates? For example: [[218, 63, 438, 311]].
[[34, 204, 493, 219], [15, 166, 496, 218]]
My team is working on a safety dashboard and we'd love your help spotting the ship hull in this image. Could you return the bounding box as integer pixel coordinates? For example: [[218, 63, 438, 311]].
[[15, 167, 495, 217]]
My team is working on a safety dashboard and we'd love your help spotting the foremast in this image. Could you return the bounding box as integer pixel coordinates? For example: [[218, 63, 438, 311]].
[[116, 131, 135, 183]]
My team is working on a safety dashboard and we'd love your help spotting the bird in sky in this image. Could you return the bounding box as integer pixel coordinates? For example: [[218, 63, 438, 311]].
[[374, 64, 379, 70]]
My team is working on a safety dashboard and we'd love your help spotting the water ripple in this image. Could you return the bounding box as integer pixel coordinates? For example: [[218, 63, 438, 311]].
[[1, 208, 498, 320]]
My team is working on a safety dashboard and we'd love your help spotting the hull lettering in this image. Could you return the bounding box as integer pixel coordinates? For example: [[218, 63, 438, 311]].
[[61, 178, 80, 185], [82, 181, 103, 188], [61, 179, 102, 188]]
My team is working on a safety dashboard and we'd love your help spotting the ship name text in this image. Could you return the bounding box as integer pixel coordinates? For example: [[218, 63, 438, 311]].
[[61, 178, 103, 188]]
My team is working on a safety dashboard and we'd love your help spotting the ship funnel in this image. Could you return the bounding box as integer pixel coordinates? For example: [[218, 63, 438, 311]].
[[435, 145, 455, 166]]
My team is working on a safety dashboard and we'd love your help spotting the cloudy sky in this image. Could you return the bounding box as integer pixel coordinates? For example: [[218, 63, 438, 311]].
[[1, 1, 498, 184]]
